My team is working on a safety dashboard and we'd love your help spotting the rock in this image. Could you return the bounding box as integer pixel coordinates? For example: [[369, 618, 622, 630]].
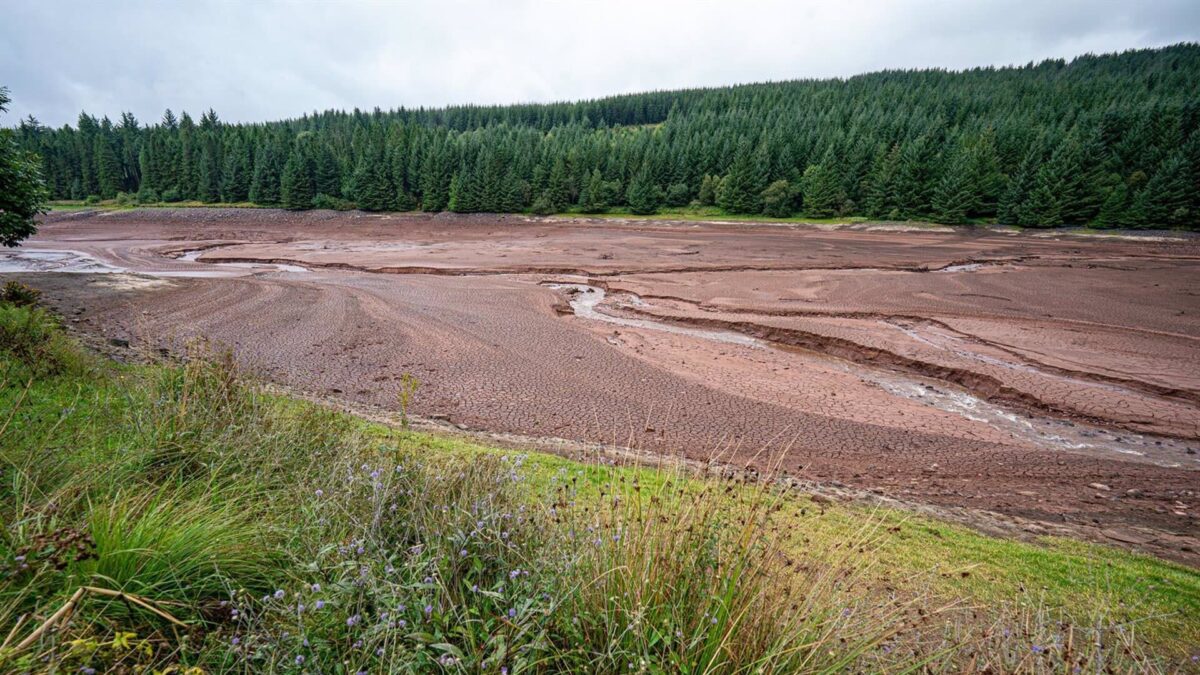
[[1088, 482, 1111, 491], [108, 337, 130, 348]]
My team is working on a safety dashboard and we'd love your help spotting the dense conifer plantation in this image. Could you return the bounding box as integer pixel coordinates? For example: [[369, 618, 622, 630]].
[[10, 45, 1200, 227]]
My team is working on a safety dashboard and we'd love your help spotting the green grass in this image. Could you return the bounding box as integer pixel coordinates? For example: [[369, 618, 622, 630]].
[[1, 298, 1196, 672]]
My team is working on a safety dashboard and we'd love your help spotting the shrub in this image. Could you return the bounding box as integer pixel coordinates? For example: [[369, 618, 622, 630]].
[[83, 194, 101, 205], [160, 188, 182, 203], [0, 303, 89, 375], [0, 280, 40, 307], [312, 193, 356, 211]]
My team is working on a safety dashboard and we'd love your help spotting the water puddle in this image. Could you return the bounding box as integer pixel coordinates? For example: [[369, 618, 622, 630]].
[[548, 283, 761, 348], [551, 283, 1196, 468], [0, 249, 124, 274]]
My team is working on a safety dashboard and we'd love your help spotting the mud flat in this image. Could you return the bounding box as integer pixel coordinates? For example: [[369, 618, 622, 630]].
[[9, 208, 1200, 563]]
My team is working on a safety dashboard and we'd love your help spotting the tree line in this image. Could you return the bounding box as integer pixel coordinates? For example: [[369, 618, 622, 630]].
[[10, 44, 1200, 228]]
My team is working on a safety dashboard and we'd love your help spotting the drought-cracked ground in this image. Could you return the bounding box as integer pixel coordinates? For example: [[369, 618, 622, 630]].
[[6, 209, 1200, 563]]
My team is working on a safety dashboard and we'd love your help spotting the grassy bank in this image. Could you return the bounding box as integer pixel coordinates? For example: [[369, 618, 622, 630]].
[[1, 295, 1197, 672]]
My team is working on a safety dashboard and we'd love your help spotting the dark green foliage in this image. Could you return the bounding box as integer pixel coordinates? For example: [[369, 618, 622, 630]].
[[760, 179, 795, 217], [800, 164, 844, 217], [280, 151, 316, 210], [626, 168, 662, 215], [0, 88, 48, 246], [9, 45, 1200, 228], [717, 144, 766, 214], [248, 143, 282, 205], [351, 153, 393, 212], [1128, 152, 1193, 227], [697, 174, 719, 206]]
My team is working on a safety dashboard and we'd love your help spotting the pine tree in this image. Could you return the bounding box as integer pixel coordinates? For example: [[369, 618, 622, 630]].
[[350, 153, 393, 211], [626, 167, 661, 215], [931, 148, 977, 223], [800, 164, 844, 217], [1128, 153, 1192, 228], [545, 158, 571, 211], [579, 169, 609, 213], [220, 139, 251, 202], [717, 144, 766, 214], [697, 174, 718, 206], [313, 144, 341, 198], [93, 135, 122, 199], [249, 143, 282, 205], [281, 151, 316, 210]]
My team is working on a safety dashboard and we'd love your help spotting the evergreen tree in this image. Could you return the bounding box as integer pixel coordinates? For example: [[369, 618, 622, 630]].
[[249, 143, 282, 205], [220, 138, 251, 202], [281, 151, 316, 210], [10, 45, 1200, 230], [697, 174, 718, 206], [93, 134, 122, 198], [1128, 152, 1193, 227], [717, 144, 766, 214], [350, 153, 394, 211], [800, 164, 844, 217], [626, 167, 661, 215], [0, 87, 49, 246]]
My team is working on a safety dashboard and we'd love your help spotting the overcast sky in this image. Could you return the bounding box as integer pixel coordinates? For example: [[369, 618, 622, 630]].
[[3, 0, 1199, 128]]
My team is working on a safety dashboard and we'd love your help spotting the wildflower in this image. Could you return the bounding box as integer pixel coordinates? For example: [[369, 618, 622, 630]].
[[315, 600, 325, 610], [510, 569, 521, 579], [460, 549, 468, 557], [231, 636, 240, 646], [311, 583, 321, 592], [424, 604, 433, 615], [424, 576, 433, 584], [274, 589, 285, 600], [314, 489, 324, 497], [1031, 645, 1044, 654], [295, 655, 305, 665], [472, 584, 480, 592], [297, 604, 305, 613], [347, 614, 361, 627], [398, 619, 407, 627], [508, 608, 517, 619]]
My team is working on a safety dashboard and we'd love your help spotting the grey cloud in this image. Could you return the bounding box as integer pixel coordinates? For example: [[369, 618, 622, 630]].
[[2, 0, 1198, 127]]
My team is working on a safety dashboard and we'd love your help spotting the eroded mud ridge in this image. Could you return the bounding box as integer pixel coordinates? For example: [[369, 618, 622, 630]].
[[13, 209, 1200, 564]]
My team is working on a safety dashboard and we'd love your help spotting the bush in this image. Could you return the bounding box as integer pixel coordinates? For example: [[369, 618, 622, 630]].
[[530, 194, 555, 215], [0, 280, 40, 307], [0, 303, 89, 375], [312, 193, 356, 211], [160, 188, 182, 203], [83, 194, 101, 205]]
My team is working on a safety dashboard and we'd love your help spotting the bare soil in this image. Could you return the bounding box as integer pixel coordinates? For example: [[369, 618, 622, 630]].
[[11, 208, 1200, 564]]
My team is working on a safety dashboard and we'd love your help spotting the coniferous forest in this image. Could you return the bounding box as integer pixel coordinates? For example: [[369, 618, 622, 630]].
[[11, 44, 1200, 228]]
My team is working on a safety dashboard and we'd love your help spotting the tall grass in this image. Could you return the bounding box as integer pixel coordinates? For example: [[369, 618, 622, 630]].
[[0, 300, 1190, 672]]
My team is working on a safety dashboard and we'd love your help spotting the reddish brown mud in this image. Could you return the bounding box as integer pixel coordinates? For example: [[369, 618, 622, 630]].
[[9, 209, 1199, 563]]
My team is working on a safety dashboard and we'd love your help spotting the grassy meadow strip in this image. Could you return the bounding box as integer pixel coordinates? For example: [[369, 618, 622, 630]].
[[1, 294, 1197, 672]]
